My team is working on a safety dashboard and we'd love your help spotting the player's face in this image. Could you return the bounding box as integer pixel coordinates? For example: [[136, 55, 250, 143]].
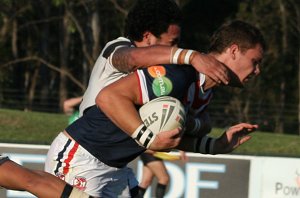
[[234, 43, 264, 84], [153, 24, 181, 47]]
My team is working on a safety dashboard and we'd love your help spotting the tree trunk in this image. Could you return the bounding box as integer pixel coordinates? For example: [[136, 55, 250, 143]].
[[59, 10, 70, 111], [293, 0, 300, 135], [275, 0, 287, 133]]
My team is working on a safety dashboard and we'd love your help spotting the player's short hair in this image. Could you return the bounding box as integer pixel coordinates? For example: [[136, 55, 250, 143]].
[[125, 0, 182, 42], [208, 20, 266, 54]]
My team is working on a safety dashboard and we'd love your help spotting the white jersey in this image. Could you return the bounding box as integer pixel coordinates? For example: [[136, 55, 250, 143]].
[[79, 37, 134, 116]]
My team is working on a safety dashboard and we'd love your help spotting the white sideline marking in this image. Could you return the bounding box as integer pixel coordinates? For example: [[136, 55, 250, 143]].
[[0, 143, 50, 149]]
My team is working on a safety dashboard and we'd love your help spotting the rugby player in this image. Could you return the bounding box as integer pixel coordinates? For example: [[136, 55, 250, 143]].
[[45, 20, 265, 197]]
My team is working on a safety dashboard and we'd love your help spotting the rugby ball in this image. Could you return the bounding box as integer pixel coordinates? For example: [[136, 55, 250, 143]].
[[139, 96, 186, 134]]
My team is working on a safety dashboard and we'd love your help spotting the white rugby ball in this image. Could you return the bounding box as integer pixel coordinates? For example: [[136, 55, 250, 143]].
[[139, 96, 186, 134]]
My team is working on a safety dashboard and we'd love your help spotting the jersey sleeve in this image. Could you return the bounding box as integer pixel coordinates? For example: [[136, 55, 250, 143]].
[[104, 38, 133, 66]]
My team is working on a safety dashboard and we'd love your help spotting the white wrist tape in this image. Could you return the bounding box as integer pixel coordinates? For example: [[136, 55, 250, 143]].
[[169, 47, 175, 63], [171, 48, 195, 65], [172, 48, 183, 64], [131, 124, 145, 139], [184, 50, 195, 64], [132, 124, 156, 149]]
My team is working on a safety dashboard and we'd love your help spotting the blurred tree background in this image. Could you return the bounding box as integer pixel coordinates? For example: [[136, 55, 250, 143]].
[[0, 0, 299, 134]]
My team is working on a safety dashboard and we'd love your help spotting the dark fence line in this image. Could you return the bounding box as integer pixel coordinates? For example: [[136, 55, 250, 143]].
[[1, 89, 299, 133]]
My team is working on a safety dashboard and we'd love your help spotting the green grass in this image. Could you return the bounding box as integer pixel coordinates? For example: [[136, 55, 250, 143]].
[[0, 108, 68, 145], [209, 127, 300, 157], [1, 108, 300, 157]]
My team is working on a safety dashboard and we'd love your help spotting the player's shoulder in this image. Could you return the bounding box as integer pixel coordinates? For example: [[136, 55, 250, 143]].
[[105, 37, 131, 48], [102, 37, 133, 58]]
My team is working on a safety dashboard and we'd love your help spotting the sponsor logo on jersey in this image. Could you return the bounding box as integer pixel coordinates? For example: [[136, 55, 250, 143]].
[[147, 66, 173, 96], [147, 65, 166, 77]]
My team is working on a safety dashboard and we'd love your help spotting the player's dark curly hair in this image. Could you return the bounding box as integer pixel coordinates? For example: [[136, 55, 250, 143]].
[[125, 0, 182, 42], [208, 20, 266, 54]]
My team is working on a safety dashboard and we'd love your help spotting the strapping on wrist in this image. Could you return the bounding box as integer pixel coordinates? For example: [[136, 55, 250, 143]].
[[131, 124, 156, 149], [194, 135, 216, 155], [170, 47, 195, 65]]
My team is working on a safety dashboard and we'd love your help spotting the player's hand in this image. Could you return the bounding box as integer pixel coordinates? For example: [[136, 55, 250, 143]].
[[148, 127, 183, 151], [179, 151, 188, 162], [214, 123, 258, 154], [191, 52, 229, 85]]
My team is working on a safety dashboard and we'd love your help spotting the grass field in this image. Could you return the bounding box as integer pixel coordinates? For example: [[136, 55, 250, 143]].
[[1, 108, 300, 157]]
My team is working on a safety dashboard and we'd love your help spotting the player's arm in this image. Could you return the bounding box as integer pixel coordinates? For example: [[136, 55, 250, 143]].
[[185, 110, 212, 137], [0, 158, 93, 198], [63, 96, 82, 115], [177, 123, 258, 154], [96, 73, 182, 151], [96, 73, 142, 133], [112, 45, 229, 84]]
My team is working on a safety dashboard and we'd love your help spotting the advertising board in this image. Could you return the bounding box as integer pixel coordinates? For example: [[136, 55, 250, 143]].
[[1, 143, 299, 198]]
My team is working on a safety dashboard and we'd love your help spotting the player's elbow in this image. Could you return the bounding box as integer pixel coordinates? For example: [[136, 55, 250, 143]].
[[95, 88, 121, 113], [96, 87, 118, 111]]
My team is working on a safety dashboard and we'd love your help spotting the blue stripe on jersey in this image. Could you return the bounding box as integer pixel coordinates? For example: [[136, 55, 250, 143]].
[[54, 139, 71, 174]]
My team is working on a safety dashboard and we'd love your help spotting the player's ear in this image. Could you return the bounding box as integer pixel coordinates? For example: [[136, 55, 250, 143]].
[[142, 31, 152, 46], [229, 44, 239, 60]]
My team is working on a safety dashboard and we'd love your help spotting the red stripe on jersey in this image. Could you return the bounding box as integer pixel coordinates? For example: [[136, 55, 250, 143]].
[[63, 142, 79, 174]]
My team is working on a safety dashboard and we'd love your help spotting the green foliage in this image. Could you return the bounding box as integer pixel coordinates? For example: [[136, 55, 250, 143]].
[[1, 109, 300, 157], [52, 0, 64, 7]]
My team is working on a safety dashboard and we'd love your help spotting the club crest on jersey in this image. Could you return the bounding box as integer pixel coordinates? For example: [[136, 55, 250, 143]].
[[73, 176, 87, 190]]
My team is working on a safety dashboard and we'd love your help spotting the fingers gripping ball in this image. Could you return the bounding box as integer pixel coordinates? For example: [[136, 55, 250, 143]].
[[139, 96, 186, 135]]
